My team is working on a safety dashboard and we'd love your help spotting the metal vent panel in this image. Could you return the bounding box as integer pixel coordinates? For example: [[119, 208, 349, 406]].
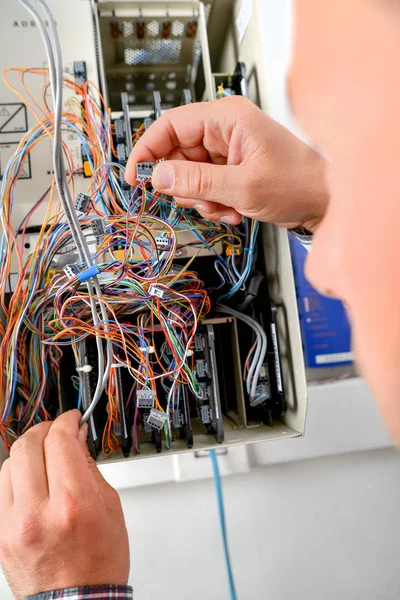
[[124, 39, 182, 65]]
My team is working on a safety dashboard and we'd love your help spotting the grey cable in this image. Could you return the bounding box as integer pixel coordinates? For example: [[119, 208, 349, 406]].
[[37, 0, 113, 421], [216, 304, 267, 400], [17, 0, 113, 423]]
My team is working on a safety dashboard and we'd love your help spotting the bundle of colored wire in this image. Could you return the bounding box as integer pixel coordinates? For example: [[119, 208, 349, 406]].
[[0, 0, 260, 456]]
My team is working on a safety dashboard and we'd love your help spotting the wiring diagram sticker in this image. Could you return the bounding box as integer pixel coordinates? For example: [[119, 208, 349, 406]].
[[0, 103, 28, 134]]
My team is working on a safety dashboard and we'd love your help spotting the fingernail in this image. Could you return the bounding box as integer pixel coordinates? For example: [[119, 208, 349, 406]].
[[78, 422, 88, 446], [194, 203, 208, 213], [153, 163, 174, 190], [221, 215, 237, 224]]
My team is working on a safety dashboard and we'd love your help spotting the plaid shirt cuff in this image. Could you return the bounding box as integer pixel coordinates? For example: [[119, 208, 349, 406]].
[[26, 584, 133, 600], [289, 227, 313, 249]]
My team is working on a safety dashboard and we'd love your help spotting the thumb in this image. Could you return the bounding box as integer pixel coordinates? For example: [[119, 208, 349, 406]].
[[152, 160, 247, 207]]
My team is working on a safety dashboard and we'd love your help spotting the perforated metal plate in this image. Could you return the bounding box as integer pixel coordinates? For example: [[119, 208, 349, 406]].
[[96, 1, 213, 111]]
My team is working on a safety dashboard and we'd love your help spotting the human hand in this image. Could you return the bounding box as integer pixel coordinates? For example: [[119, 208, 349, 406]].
[[126, 96, 328, 231], [0, 411, 129, 600]]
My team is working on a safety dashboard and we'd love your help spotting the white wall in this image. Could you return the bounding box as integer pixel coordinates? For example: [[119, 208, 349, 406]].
[[1, 448, 400, 600], [123, 449, 400, 600]]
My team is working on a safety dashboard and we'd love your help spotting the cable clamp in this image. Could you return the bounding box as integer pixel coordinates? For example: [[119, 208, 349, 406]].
[[77, 265, 100, 282], [77, 365, 92, 373], [139, 346, 155, 353]]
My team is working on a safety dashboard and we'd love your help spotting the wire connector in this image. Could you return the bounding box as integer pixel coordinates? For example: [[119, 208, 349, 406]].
[[114, 119, 125, 143], [200, 404, 212, 424], [91, 218, 106, 238], [155, 235, 172, 250], [116, 143, 127, 163], [124, 188, 143, 214], [137, 389, 156, 409], [74, 192, 91, 214], [136, 162, 155, 181], [148, 284, 170, 300], [171, 409, 184, 429], [146, 408, 168, 432], [120, 173, 131, 191], [250, 382, 270, 408], [63, 264, 80, 279], [196, 359, 209, 379], [194, 334, 206, 352], [199, 382, 211, 400]]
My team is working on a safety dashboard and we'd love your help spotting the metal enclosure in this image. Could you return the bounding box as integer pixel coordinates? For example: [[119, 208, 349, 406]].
[[95, 1, 214, 110], [0, 0, 308, 463]]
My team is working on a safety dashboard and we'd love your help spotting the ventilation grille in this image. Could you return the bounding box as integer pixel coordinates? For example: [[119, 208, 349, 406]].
[[98, 1, 214, 111], [124, 39, 182, 66]]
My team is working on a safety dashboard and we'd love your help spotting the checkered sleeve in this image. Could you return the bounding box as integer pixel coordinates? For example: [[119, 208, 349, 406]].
[[26, 585, 133, 600], [289, 227, 313, 250]]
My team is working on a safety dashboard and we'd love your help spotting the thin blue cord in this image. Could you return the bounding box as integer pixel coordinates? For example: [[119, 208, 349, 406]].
[[209, 449, 238, 600], [77, 385, 82, 412]]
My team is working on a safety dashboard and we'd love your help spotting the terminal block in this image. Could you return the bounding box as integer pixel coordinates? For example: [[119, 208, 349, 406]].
[[196, 359, 209, 379], [116, 143, 127, 163], [146, 408, 168, 432], [74, 192, 91, 214], [250, 382, 270, 408], [91, 218, 105, 238], [199, 382, 211, 401], [155, 235, 172, 250], [136, 389, 156, 409], [136, 162, 155, 181], [171, 409, 184, 429], [143, 412, 152, 434], [194, 334, 206, 353], [125, 188, 143, 214], [113, 422, 122, 436], [148, 284, 170, 300], [131, 197, 143, 214], [73, 61, 87, 86], [200, 404, 212, 425], [63, 264, 80, 279], [114, 119, 125, 144], [169, 265, 182, 276], [144, 117, 153, 130], [119, 173, 131, 191]]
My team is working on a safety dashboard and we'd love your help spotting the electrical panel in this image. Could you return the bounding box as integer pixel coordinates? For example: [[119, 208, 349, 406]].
[[0, 0, 307, 464]]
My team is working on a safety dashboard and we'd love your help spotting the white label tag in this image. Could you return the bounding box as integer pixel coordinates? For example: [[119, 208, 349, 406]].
[[236, 0, 252, 43]]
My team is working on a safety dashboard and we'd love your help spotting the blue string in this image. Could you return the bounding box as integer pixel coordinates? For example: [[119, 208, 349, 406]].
[[209, 449, 238, 600]]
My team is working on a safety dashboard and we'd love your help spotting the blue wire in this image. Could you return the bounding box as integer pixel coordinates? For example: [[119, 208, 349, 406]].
[[209, 449, 238, 600], [77, 385, 82, 412]]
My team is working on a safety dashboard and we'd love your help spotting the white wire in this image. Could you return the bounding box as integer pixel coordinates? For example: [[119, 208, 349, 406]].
[[216, 304, 267, 400]]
